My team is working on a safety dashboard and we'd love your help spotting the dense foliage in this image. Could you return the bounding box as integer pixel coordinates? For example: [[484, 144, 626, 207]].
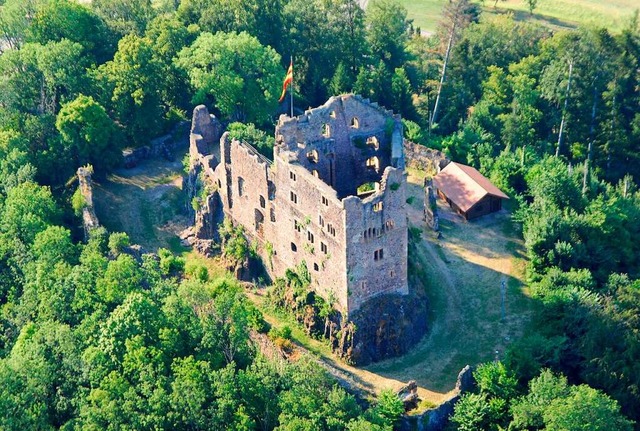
[[1, 0, 640, 429], [0, 200, 397, 429]]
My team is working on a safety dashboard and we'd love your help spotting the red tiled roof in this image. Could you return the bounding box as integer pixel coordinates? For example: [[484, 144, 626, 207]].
[[433, 162, 509, 212]]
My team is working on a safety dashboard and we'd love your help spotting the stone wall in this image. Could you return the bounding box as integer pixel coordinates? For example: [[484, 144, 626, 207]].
[[188, 95, 428, 363], [400, 366, 475, 431], [123, 121, 191, 168], [77, 166, 100, 240], [404, 140, 449, 177]]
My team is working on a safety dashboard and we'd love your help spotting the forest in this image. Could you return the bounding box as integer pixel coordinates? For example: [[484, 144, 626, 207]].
[[0, 0, 639, 429]]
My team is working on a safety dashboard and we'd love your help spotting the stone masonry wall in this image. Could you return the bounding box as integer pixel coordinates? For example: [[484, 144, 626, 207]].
[[77, 166, 100, 240], [403, 140, 450, 177]]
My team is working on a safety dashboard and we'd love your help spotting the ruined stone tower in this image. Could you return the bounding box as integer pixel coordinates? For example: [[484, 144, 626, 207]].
[[189, 95, 426, 363]]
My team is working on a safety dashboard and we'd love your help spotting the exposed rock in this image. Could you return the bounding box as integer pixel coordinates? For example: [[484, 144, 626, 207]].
[[123, 146, 150, 168], [344, 290, 428, 365], [397, 380, 419, 410], [122, 121, 189, 168], [455, 365, 475, 393]]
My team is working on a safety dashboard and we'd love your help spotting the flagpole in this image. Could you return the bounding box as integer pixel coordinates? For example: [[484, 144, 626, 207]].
[[290, 55, 294, 118]]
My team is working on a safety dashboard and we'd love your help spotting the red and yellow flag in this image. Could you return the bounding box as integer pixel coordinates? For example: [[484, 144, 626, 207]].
[[278, 61, 293, 102]]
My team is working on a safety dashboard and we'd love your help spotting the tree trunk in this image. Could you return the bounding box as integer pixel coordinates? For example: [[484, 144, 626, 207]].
[[556, 59, 574, 158], [430, 22, 456, 131], [582, 85, 598, 194]]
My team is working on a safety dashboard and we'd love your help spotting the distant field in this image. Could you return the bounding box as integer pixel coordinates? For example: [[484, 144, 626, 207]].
[[400, 0, 639, 34]]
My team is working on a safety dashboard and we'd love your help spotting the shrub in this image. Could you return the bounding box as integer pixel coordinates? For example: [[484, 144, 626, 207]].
[[108, 232, 130, 255]]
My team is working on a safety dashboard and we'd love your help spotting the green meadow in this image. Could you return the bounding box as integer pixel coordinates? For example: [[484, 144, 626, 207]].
[[399, 0, 639, 34]]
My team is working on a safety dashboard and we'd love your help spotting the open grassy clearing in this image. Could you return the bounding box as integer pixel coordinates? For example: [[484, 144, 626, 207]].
[[94, 150, 533, 406], [92, 147, 190, 253], [402, 0, 637, 35]]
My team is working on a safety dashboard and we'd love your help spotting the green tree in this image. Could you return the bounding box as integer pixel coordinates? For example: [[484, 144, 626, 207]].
[[92, 0, 155, 36], [0, 39, 88, 116], [0, 0, 43, 50], [0, 321, 83, 429], [56, 95, 123, 174], [366, 0, 410, 71], [95, 254, 144, 308], [511, 370, 634, 431], [525, 0, 538, 15], [27, 0, 115, 63], [176, 31, 282, 124], [1, 181, 59, 244], [374, 389, 404, 427], [97, 34, 166, 146], [451, 393, 492, 431], [227, 122, 275, 159]]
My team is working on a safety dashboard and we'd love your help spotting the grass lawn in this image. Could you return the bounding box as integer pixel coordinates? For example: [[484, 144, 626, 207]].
[[401, 0, 638, 35]]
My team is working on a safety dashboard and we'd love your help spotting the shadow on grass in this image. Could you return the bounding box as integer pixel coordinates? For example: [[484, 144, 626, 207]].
[[484, 6, 578, 30]]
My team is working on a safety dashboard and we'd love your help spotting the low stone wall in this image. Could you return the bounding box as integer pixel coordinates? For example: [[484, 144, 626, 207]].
[[399, 366, 475, 431], [404, 141, 449, 177], [123, 121, 190, 168]]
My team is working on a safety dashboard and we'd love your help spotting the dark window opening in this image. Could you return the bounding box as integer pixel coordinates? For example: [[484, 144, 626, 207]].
[[307, 231, 314, 243], [270, 208, 276, 222], [259, 195, 265, 208], [254, 209, 264, 233], [238, 177, 245, 196], [291, 242, 297, 252], [313, 263, 319, 271], [367, 136, 379, 150], [321, 242, 328, 254], [365, 156, 380, 172], [268, 180, 276, 200], [290, 191, 298, 204], [322, 123, 330, 137], [374, 249, 384, 261]]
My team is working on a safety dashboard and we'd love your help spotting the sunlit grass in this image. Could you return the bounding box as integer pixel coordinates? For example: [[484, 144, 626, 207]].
[[400, 0, 638, 34]]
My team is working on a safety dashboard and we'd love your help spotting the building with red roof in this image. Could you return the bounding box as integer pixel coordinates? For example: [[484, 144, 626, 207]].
[[433, 162, 509, 220]]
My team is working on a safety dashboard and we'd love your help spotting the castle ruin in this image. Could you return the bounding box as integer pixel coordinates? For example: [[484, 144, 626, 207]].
[[188, 95, 427, 363]]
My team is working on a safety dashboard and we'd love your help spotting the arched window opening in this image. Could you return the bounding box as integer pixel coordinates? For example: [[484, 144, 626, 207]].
[[367, 136, 379, 150]]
